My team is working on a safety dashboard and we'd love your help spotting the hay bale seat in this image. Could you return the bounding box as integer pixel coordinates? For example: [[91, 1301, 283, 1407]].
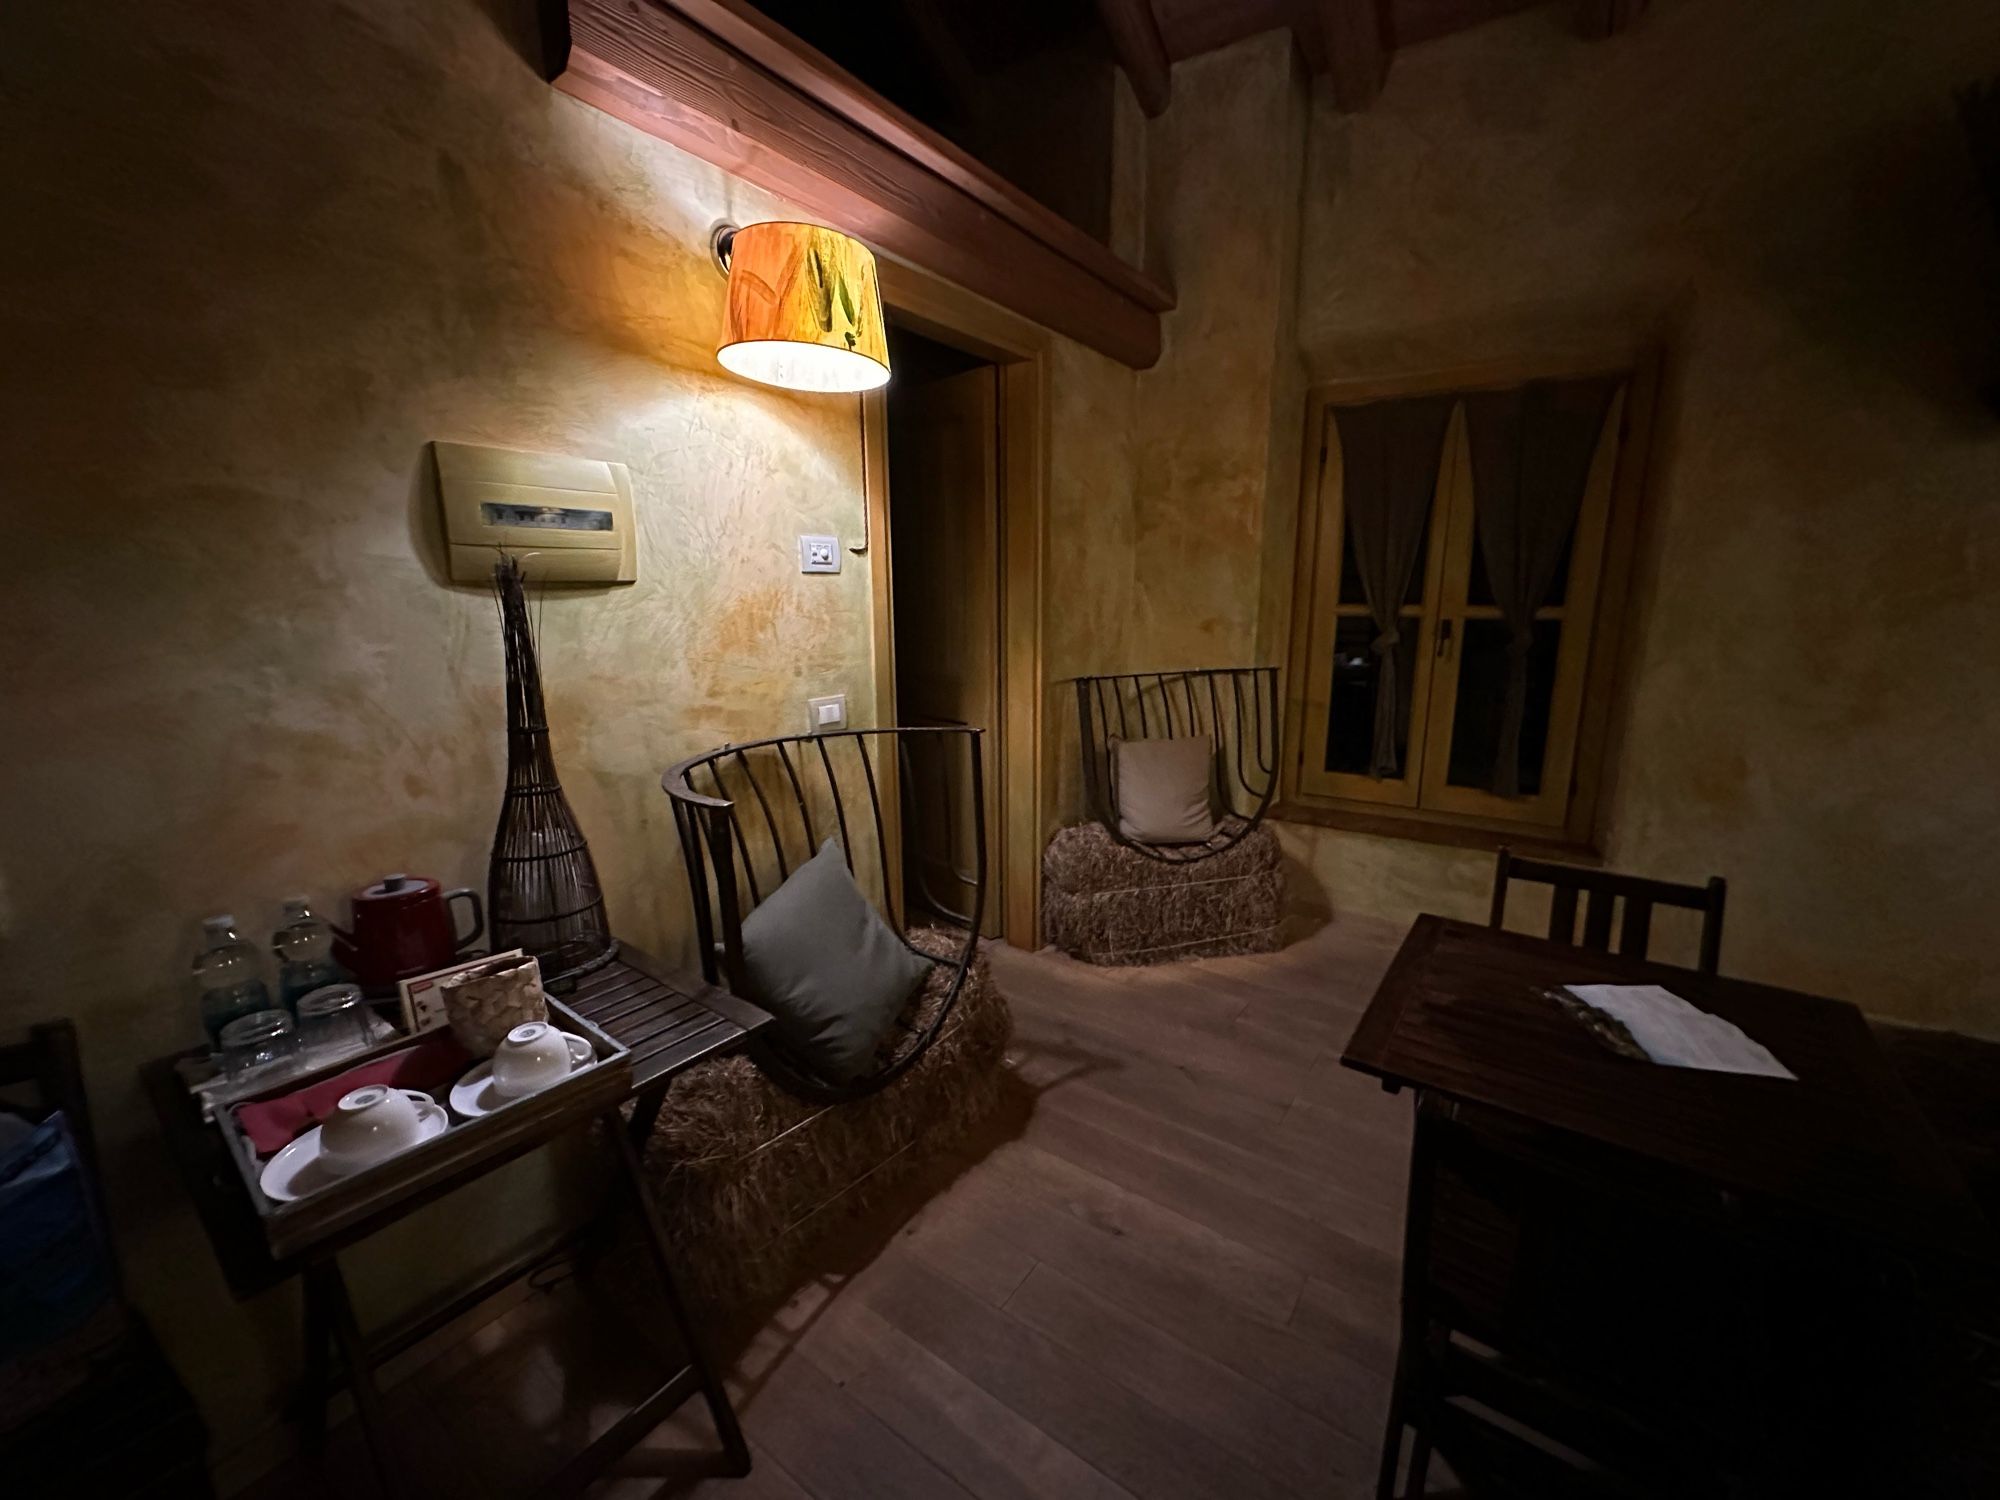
[[1043, 818, 1284, 966], [639, 928, 1010, 1311]]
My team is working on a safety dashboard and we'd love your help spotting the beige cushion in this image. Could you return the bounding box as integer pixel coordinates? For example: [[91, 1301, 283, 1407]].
[[1111, 735, 1219, 844]]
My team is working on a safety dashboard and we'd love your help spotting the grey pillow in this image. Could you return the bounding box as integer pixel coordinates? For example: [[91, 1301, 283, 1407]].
[[739, 839, 933, 1082], [1112, 734, 1219, 844]]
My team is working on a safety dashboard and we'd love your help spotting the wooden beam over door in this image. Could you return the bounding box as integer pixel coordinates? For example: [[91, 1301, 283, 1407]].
[[1094, 0, 1173, 117], [551, 0, 1168, 368]]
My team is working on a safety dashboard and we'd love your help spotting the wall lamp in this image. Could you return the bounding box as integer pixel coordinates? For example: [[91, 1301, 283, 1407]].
[[711, 221, 891, 393]]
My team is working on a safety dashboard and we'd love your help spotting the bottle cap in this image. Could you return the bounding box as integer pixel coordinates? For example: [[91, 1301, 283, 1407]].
[[203, 915, 236, 933], [282, 896, 312, 917]]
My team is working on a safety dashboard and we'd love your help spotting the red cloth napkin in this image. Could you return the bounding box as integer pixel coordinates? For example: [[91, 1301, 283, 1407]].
[[235, 1031, 473, 1156]]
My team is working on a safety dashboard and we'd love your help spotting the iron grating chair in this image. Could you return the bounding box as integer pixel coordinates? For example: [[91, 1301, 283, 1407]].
[[662, 726, 986, 1105], [1074, 666, 1281, 863]]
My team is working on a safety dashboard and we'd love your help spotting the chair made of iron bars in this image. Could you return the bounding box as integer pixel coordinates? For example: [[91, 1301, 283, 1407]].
[[1073, 666, 1280, 863], [662, 725, 985, 1105]]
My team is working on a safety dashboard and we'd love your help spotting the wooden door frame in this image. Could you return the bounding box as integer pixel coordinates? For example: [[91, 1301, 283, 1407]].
[[865, 260, 1049, 947]]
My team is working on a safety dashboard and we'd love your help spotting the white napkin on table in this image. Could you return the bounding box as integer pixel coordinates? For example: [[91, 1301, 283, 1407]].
[[1563, 984, 1797, 1080]]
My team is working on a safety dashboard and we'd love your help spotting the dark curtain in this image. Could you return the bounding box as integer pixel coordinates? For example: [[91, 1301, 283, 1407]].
[[1464, 378, 1620, 797], [1335, 396, 1456, 778]]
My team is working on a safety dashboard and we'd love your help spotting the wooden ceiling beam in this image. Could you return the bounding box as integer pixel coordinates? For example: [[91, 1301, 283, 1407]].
[[1094, 0, 1173, 116], [1315, 0, 1390, 112], [553, 0, 1165, 367], [655, 0, 1170, 314]]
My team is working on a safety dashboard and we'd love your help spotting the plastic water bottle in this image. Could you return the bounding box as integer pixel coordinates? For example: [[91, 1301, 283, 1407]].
[[193, 915, 275, 1045], [272, 897, 341, 1012]]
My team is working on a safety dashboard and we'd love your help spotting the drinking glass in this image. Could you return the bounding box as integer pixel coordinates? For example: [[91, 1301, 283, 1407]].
[[296, 984, 369, 1056], [217, 1008, 302, 1078]]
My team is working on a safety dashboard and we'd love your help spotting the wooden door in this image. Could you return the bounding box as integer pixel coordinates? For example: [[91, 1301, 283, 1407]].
[[888, 365, 1001, 936]]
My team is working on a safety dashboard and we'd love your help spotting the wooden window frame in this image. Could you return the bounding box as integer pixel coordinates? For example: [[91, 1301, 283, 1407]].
[[1279, 349, 1662, 854]]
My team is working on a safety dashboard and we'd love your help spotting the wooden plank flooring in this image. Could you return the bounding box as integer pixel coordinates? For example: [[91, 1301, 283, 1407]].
[[234, 912, 1418, 1500]]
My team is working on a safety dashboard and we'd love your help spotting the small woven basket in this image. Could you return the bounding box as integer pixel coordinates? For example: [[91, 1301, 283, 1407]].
[[437, 953, 548, 1056]]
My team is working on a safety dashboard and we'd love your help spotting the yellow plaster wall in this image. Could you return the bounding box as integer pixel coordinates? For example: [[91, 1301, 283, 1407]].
[[0, 0, 877, 1469], [1126, 0, 2000, 1030], [1132, 33, 1310, 670]]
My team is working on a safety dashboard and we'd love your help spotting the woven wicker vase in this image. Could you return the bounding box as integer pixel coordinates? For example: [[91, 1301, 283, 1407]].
[[489, 556, 617, 985]]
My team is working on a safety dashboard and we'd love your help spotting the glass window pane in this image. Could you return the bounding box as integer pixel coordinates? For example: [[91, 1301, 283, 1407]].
[[1445, 618, 1562, 795], [1468, 522, 1576, 608], [1324, 616, 1418, 776], [1337, 507, 1431, 608]]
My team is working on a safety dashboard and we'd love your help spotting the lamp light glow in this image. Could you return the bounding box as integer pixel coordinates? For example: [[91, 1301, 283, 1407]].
[[716, 222, 890, 393]]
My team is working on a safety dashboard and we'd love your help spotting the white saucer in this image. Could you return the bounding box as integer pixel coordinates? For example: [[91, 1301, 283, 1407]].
[[449, 1032, 594, 1119], [259, 1090, 450, 1203]]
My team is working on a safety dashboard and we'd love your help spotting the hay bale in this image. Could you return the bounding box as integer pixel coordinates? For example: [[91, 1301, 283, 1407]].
[[639, 928, 1010, 1311], [1042, 819, 1284, 966]]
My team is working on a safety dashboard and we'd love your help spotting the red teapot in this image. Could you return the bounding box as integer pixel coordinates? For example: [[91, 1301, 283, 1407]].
[[329, 873, 484, 988]]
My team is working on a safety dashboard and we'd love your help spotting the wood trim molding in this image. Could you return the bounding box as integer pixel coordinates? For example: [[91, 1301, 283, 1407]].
[[858, 387, 905, 920], [862, 388, 895, 741], [1272, 801, 1604, 860], [865, 256, 1050, 946], [997, 357, 1048, 947], [552, 0, 1167, 368]]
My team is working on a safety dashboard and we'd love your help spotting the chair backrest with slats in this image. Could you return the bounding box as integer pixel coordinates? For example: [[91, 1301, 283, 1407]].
[[1489, 847, 1727, 975], [1074, 666, 1279, 864], [661, 726, 985, 1103]]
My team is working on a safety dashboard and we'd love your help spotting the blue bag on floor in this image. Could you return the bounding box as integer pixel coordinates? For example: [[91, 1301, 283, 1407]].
[[0, 1111, 119, 1400]]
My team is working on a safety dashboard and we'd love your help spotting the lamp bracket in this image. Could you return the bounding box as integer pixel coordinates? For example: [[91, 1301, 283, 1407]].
[[709, 222, 739, 277]]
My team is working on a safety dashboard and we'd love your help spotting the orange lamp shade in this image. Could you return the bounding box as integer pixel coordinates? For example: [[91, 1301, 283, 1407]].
[[716, 222, 891, 393]]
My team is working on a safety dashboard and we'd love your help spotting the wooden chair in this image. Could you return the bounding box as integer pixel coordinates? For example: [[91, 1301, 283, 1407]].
[[1489, 847, 1727, 974], [1382, 1094, 1762, 1500], [0, 1021, 211, 1498], [662, 726, 986, 1105], [1384, 1081, 1975, 1499], [1074, 666, 1280, 863]]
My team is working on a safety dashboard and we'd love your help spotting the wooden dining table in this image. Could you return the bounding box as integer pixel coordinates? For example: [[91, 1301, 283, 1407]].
[[1342, 915, 1991, 1497]]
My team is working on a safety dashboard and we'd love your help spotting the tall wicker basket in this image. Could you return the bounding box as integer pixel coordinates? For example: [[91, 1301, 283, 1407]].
[[488, 556, 617, 985]]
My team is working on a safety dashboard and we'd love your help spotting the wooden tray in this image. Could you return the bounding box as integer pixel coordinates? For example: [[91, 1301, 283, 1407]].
[[214, 998, 631, 1259]]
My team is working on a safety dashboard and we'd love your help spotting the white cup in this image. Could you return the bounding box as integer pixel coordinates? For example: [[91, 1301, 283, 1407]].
[[318, 1085, 426, 1176], [490, 1022, 573, 1100]]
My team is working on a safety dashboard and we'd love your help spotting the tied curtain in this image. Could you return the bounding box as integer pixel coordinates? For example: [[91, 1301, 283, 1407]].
[[1464, 378, 1620, 797], [1334, 396, 1455, 778]]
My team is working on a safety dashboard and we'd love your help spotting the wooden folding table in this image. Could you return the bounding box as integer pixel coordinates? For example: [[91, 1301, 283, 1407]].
[[145, 945, 772, 1498]]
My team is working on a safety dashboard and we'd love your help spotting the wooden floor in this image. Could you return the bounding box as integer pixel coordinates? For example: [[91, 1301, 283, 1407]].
[[241, 912, 1419, 1500]]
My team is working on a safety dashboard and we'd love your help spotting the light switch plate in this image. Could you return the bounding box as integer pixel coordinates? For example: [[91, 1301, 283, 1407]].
[[798, 534, 841, 573], [807, 693, 847, 733]]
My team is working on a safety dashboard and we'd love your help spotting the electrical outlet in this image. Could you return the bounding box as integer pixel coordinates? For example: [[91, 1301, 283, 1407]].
[[806, 693, 847, 733], [798, 534, 840, 573]]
